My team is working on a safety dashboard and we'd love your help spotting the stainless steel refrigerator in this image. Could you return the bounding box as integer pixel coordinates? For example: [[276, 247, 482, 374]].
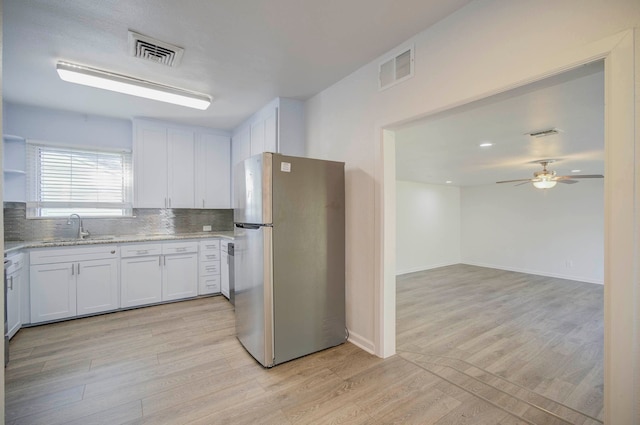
[[234, 152, 346, 367]]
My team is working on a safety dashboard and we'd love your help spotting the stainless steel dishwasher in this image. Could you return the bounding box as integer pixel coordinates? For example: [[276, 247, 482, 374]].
[[228, 243, 235, 306], [4, 258, 11, 366]]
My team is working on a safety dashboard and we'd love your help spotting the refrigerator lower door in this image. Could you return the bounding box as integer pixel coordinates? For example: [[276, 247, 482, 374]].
[[234, 224, 274, 367]]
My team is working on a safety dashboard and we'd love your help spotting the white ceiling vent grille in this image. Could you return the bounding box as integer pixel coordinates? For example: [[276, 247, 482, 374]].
[[379, 46, 414, 90], [128, 30, 184, 67]]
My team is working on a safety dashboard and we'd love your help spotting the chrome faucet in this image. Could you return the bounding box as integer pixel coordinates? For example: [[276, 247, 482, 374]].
[[67, 213, 90, 239]]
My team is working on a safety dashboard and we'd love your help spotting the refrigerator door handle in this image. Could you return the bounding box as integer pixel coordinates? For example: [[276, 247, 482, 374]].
[[235, 223, 262, 230]]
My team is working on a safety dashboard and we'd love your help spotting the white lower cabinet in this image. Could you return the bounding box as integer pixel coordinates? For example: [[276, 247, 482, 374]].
[[162, 242, 198, 301], [76, 259, 118, 316], [120, 241, 198, 307], [120, 255, 163, 308], [199, 239, 221, 295], [25, 238, 222, 326], [29, 246, 119, 324]]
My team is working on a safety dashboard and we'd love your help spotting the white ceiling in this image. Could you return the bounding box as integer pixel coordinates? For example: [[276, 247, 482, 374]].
[[393, 62, 605, 187], [3, 0, 471, 130]]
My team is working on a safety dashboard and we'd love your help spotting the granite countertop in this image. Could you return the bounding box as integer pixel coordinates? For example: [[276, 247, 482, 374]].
[[4, 231, 235, 254]]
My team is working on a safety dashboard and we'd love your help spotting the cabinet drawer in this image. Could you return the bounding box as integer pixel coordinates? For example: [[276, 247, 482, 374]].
[[200, 239, 220, 251], [162, 241, 198, 255], [200, 250, 220, 262], [120, 243, 162, 258], [199, 260, 220, 276], [6, 252, 24, 274], [199, 274, 220, 295], [31, 245, 119, 265]]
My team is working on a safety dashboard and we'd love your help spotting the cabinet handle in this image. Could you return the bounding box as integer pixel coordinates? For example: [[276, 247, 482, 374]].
[[169, 198, 172, 208], [77, 263, 80, 275], [71, 264, 75, 276], [164, 198, 167, 208], [159, 256, 162, 266], [164, 255, 166, 266], [9, 276, 13, 290], [137, 250, 148, 255], [202, 199, 205, 208], [177, 247, 186, 252]]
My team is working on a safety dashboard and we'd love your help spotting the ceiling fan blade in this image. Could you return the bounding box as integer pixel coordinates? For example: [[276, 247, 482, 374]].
[[564, 174, 604, 179], [557, 179, 579, 184], [496, 178, 533, 184], [514, 181, 531, 186]]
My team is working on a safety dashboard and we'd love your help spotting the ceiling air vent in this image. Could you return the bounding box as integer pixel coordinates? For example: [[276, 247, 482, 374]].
[[526, 128, 562, 138], [379, 45, 414, 91], [128, 30, 184, 67]]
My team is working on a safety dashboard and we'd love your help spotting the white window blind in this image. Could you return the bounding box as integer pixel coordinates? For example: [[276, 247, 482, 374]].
[[26, 142, 132, 218]]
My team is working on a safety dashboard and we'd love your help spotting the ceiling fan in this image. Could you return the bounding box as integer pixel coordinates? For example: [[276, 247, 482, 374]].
[[496, 160, 604, 189]]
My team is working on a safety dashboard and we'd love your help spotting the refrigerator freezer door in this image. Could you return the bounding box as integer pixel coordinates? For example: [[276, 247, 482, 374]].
[[271, 154, 346, 365], [233, 153, 272, 225], [234, 224, 274, 367]]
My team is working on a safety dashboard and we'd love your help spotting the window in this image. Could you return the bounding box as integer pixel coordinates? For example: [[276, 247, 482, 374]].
[[26, 142, 132, 218]]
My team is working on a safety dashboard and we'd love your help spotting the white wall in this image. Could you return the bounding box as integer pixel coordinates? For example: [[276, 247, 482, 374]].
[[396, 180, 460, 274], [4, 102, 131, 150], [304, 0, 639, 355], [461, 180, 604, 284]]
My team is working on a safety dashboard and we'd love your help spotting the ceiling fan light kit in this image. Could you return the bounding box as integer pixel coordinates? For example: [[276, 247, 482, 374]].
[[56, 61, 212, 110], [532, 179, 557, 189], [496, 159, 603, 189]]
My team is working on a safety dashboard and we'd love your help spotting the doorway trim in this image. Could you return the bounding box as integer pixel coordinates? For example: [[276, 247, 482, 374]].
[[376, 29, 637, 423]]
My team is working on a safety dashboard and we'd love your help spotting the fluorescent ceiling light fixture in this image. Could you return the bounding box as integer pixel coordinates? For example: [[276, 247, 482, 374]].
[[56, 61, 211, 110], [479, 142, 493, 147]]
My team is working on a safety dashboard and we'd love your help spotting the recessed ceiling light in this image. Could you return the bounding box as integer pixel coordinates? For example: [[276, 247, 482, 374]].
[[445, 180, 452, 184], [479, 142, 493, 147], [571, 169, 581, 173]]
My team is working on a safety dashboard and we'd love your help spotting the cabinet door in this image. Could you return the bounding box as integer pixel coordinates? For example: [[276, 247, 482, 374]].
[[195, 133, 231, 208], [7, 269, 22, 338], [30, 263, 77, 323], [121, 256, 163, 308], [250, 120, 266, 156], [167, 128, 195, 208], [220, 250, 229, 298], [231, 126, 251, 208], [264, 107, 277, 153], [163, 253, 198, 301], [76, 259, 119, 316], [134, 123, 168, 208]]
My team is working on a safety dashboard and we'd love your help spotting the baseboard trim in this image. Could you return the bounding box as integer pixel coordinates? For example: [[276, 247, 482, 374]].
[[347, 330, 375, 354], [462, 261, 604, 285], [396, 261, 460, 276]]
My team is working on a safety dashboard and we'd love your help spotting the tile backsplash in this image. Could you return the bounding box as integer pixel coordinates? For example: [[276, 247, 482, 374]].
[[4, 202, 233, 241]]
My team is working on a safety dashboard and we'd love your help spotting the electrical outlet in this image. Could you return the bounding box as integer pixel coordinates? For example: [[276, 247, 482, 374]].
[[203, 225, 212, 231]]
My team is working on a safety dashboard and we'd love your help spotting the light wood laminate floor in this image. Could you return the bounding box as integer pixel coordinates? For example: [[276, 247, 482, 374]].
[[5, 264, 603, 424], [396, 264, 604, 424]]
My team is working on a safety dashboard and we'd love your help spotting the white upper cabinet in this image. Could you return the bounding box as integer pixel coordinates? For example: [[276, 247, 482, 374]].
[[167, 128, 195, 208], [231, 97, 305, 206], [134, 121, 171, 208], [134, 119, 230, 209], [195, 132, 231, 209], [231, 125, 251, 173]]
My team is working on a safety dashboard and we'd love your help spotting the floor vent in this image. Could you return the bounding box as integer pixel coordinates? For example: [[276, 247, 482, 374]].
[[379, 46, 414, 90], [128, 30, 184, 67]]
